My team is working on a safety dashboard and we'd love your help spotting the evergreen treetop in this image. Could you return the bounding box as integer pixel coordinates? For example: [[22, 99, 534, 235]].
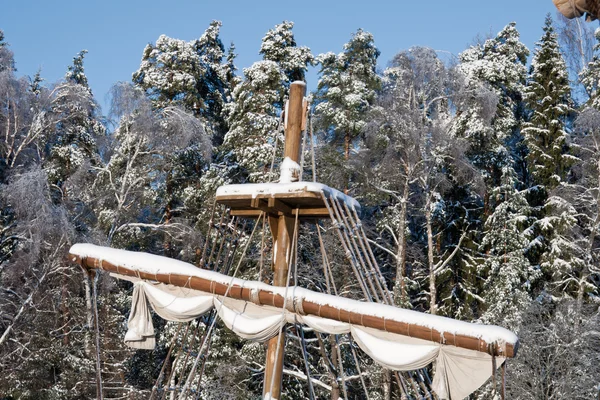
[[315, 29, 381, 154], [260, 21, 313, 84], [66, 50, 90, 89], [523, 14, 575, 190]]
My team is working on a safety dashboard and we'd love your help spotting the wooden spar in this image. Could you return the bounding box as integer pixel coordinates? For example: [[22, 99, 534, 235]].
[[263, 81, 307, 399], [69, 254, 518, 359]]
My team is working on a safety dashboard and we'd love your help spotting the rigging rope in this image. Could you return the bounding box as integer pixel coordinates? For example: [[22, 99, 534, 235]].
[[178, 212, 266, 399]]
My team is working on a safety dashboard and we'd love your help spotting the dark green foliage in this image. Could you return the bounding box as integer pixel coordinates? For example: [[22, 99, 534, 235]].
[[523, 15, 575, 190]]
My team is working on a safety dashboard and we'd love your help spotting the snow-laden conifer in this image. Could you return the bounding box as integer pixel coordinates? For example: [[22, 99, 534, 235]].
[[315, 29, 380, 193], [523, 15, 575, 190], [479, 168, 538, 330], [132, 21, 233, 140], [223, 61, 284, 183], [455, 23, 529, 187], [46, 50, 105, 193], [260, 21, 313, 86]]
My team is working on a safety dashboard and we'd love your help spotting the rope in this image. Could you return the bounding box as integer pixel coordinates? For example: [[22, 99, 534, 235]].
[[150, 323, 183, 399], [331, 197, 381, 303], [350, 205, 394, 304], [91, 271, 104, 400], [316, 224, 334, 295], [297, 323, 316, 399], [309, 110, 317, 182], [221, 218, 247, 276], [259, 214, 267, 282], [321, 191, 373, 301], [159, 322, 191, 400], [205, 208, 229, 270], [322, 194, 371, 301], [348, 336, 371, 400], [343, 202, 393, 305], [299, 119, 307, 182], [197, 199, 217, 268], [335, 335, 349, 400], [502, 361, 506, 400]]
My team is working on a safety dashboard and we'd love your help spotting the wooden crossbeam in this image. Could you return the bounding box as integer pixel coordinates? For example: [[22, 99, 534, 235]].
[[70, 253, 518, 359]]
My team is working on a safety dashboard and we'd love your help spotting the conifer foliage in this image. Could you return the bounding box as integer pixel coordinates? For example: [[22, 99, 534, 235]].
[[523, 15, 575, 189], [315, 29, 381, 162]]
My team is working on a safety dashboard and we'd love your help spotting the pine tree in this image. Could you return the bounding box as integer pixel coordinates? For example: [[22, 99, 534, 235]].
[[315, 29, 381, 191], [222, 61, 284, 183], [523, 15, 575, 190], [132, 22, 232, 140], [193, 20, 234, 141], [260, 21, 313, 86], [455, 22, 529, 189], [132, 35, 201, 110]]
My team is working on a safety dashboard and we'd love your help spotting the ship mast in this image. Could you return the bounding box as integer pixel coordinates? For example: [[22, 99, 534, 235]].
[[263, 81, 306, 399]]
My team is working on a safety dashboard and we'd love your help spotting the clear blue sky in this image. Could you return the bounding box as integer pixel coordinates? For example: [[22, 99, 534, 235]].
[[2, 0, 559, 113]]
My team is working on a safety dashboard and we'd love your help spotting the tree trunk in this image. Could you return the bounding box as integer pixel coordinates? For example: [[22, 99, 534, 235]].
[[394, 178, 410, 305], [83, 270, 94, 357], [425, 194, 437, 315]]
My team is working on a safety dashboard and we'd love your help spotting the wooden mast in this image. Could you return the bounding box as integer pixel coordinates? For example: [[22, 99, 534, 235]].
[[263, 81, 306, 400]]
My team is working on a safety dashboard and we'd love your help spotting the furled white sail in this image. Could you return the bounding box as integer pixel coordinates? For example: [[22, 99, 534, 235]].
[[71, 244, 516, 399]]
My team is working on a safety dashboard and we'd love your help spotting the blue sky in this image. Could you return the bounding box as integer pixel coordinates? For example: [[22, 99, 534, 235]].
[[2, 0, 558, 113]]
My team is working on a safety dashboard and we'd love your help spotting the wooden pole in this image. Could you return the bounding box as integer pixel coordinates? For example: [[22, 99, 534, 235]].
[[70, 253, 517, 359], [263, 81, 306, 400]]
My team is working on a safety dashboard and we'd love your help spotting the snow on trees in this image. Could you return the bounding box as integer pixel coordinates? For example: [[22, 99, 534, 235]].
[[478, 168, 538, 330], [260, 21, 314, 87], [132, 21, 233, 141], [523, 15, 575, 190], [454, 22, 529, 190], [315, 29, 380, 193], [223, 61, 284, 183], [2, 16, 600, 400]]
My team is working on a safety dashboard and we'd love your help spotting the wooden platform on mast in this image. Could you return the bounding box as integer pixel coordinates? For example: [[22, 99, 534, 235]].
[[215, 182, 359, 219]]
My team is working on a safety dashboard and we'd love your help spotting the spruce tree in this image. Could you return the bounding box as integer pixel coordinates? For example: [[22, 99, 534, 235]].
[[132, 35, 200, 110], [45, 50, 104, 194], [479, 168, 537, 330], [66, 50, 90, 88], [193, 20, 233, 141], [523, 15, 575, 190], [0, 30, 15, 72]]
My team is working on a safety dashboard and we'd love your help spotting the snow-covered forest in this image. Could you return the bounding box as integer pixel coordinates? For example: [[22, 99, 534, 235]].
[[1, 14, 600, 399]]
